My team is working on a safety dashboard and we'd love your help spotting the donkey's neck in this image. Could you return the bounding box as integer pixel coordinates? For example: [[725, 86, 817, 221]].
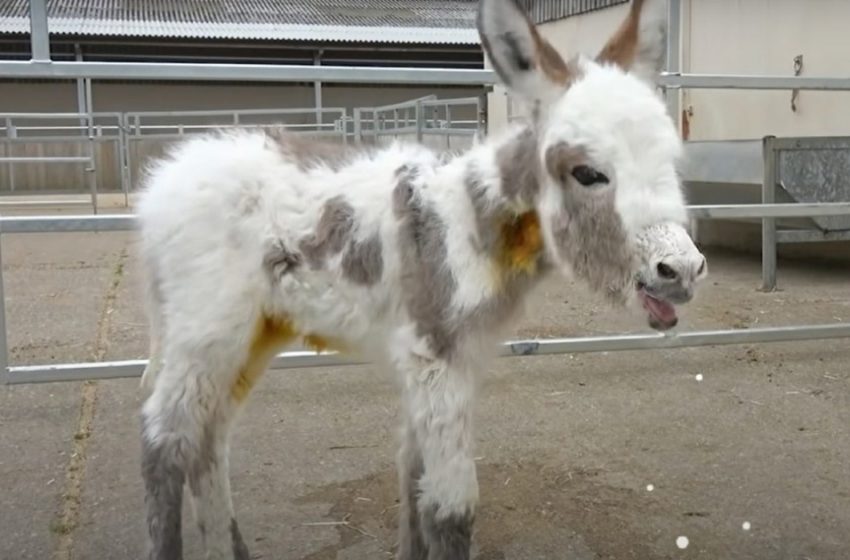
[[442, 124, 549, 293]]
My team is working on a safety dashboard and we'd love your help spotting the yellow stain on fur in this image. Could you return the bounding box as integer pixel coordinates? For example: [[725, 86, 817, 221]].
[[231, 315, 297, 402], [302, 334, 346, 354], [497, 211, 543, 278]]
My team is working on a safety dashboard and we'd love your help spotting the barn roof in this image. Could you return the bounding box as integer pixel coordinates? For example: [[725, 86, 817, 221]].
[[0, 0, 480, 45]]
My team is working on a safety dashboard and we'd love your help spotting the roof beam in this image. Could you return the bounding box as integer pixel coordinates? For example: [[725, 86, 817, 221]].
[[28, 0, 50, 61]]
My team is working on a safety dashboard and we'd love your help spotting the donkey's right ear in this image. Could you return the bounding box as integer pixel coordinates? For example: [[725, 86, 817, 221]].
[[478, 0, 572, 104]]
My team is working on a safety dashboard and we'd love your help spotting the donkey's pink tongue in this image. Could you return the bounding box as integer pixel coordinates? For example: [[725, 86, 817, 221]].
[[641, 292, 677, 325]]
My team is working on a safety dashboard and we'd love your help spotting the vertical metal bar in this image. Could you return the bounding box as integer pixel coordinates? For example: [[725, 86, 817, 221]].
[[665, 0, 682, 130], [75, 44, 87, 137], [123, 114, 134, 194], [0, 233, 8, 385], [29, 0, 51, 62], [5, 118, 15, 192], [86, 79, 98, 213], [761, 136, 777, 291], [353, 108, 362, 145], [340, 109, 348, 145], [314, 51, 323, 131], [415, 101, 424, 143]]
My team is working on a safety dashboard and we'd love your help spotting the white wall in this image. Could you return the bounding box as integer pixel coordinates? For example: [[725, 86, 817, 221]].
[[487, 0, 850, 141], [683, 0, 850, 140]]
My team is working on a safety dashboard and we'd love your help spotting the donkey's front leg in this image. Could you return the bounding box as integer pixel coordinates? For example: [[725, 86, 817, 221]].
[[404, 359, 478, 560]]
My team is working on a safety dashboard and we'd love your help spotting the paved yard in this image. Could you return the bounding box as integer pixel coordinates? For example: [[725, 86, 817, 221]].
[[1, 225, 849, 560]]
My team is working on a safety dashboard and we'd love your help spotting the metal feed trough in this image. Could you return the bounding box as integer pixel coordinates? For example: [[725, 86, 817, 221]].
[[682, 136, 850, 290]]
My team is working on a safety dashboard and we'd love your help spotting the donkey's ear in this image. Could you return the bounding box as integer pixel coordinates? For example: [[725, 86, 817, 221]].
[[478, 0, 571, 104], [596, 0, 668, 85]]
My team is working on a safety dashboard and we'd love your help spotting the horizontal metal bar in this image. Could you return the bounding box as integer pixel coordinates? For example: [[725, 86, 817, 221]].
[[0, 60, 496, 85], [0, 215, 136, 233], [777, 229, 850, 243], [0, 112, 106, 119], [125, 107, 347, 118], [0, 199, 92, 207], [3, 204, 849, 235], [4, 62, 848, 90], [690, 203, 850, 219], [0, 156, 92, 163], [8, 323, 850, 384], [661, 73, 850, 91]]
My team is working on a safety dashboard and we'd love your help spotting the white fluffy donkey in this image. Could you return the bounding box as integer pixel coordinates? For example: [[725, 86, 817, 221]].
[[137, 1, 706, 558]]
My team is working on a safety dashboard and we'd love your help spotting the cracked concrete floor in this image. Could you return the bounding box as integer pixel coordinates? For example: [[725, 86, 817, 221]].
[[1, 227, 849, 560]]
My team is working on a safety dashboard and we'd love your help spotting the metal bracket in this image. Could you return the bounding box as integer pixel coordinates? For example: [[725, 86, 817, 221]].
[[791, 55, 804, 112]]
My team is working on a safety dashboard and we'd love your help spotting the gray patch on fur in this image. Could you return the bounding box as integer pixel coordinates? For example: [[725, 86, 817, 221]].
[[342, 234, 384, 285], [230, 518, 251, 560], [397, 427, 428, 560], [464, 164, 501, 254], [299, 196, 355, 269], [545, 143, 634, 304], [263, 239, 302, 280], [421, 507, 474, 560], [393, 165, 458, 359], [498, 127, 539, 205], [141, 424, 185, 560]]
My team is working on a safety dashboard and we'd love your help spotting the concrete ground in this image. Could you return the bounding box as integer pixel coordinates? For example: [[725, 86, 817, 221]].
[[1, 224, 849, 560]]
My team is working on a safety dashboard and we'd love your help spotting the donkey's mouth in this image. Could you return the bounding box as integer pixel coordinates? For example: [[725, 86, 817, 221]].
[[636, 285, 678, 330]]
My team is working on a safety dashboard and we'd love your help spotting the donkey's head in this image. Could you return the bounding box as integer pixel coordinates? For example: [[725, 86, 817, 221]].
[[479, 0, 706, 330]]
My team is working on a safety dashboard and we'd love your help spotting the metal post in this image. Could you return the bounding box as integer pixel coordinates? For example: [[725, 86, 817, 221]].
[[5, 118, 15, 192], [117, 117, 129, 206], [314, 51, 323, 131], [415, 101, 424, 143], [0, 235, 9, 384], [761, 136, 778, 291], [665, 0, 682, 130], [84, 80, 98, 214], [29, 0, 50, 62], [353, 108, 362, 144]]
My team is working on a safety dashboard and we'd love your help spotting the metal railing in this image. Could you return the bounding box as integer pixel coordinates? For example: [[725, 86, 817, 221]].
[[352, 96, 483, 147], [2, 202, 850, 385], [0, 113, 103, 211]]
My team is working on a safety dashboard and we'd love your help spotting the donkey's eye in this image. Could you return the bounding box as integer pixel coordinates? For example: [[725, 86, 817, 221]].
[[571, 165, 609, 187]]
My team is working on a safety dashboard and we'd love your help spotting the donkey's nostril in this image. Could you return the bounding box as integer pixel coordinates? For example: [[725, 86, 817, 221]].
[[697, 257, 707, 276], [656, 262, 678, 280]]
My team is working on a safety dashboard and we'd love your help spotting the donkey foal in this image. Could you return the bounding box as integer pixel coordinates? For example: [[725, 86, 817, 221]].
[[138, 1, 706, 558]]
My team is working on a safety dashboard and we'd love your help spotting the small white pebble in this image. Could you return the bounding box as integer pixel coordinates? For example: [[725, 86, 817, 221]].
[[695, 374, 704, 382], [646, 484, 654, 492], [676, 536, 689, 549], [742, 521, 751, 531]]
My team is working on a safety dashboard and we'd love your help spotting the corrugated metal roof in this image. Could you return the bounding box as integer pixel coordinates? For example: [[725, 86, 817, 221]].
[[518, 0, 628, 24], [0, 0, 480, 44]]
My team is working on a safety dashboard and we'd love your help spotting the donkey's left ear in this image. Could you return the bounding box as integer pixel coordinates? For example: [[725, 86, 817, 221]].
[[596, 0, 668, 85], [478, 0, 572, 105]]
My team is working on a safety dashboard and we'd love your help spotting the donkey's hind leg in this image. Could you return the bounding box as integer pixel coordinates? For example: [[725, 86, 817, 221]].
[[141, 307, 275, 560], [185, 401, 250, 560]]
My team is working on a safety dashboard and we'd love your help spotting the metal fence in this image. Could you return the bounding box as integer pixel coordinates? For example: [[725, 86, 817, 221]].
[[0, 100, 484, 202], [2, 0, 850, 385]]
